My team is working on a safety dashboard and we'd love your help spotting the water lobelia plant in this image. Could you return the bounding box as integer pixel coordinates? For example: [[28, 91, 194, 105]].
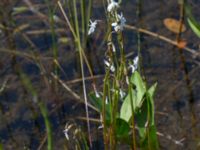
[[90, 71, 159, 149], [89, 0, 159, 149], [58, 0, 159, 149]]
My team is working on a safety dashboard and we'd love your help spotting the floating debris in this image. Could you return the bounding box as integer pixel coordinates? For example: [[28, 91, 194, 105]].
[[163, 18, 186, 33]]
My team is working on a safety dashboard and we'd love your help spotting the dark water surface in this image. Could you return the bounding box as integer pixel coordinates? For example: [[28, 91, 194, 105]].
[[0, 0, 200, 149]]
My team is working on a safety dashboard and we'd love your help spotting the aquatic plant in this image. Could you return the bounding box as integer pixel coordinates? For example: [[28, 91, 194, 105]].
[[87, 0, 159, 149], [57, 0, 160, 149]]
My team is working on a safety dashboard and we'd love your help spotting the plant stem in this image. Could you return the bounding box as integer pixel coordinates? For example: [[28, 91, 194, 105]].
[[129, 84, 137, 150], [102, 70, 110, 150], [72, 0, 92, 147]]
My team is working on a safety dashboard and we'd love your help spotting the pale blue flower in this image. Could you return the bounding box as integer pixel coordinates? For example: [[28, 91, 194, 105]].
[[63, 124, 73, 141], [129, 56, 139, 73], [63, 129, 69, 140], [119, 89, 126, 99], [88, 20, 97, 35], [112, 13, 126, 32], [107, 0, 119, 13]]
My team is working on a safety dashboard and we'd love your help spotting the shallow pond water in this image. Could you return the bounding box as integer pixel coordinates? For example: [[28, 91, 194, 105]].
[[0, 0, 200, 149]]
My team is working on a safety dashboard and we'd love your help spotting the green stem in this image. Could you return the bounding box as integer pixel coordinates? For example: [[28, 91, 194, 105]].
[[129, 83, 137, 150], [102, 69, 110, 150], [72, 0, 92, 147], [38, 102, 53, 150], [45, 0, 58, 75]]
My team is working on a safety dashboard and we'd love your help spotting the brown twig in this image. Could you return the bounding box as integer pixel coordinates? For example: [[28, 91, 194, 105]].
[[125, 24, 199, 58], [51, 72, 98, 112]]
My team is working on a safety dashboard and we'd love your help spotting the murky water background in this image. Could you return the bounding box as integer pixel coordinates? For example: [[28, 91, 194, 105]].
[[0, 0, 200, 149]]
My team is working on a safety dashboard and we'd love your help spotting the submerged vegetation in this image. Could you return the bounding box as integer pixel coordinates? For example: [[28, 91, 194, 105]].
[[0, 0, 200, 149]]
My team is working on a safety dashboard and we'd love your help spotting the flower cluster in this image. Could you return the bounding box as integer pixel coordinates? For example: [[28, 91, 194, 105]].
[[88, 0, 126, 35], [107, 0, 119, 13], [107, 0, 126, 32], [111, 13, 126, 32]]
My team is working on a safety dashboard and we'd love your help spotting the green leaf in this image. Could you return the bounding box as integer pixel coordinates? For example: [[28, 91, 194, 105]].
[[89, 93, 111, 121], [115, 118, 130, 139], [185, 3, 200, 38], [136, 84, 159, 150], [140, 125, 159, 150], [135, 97, 148, 138], [147, 83, 157, 125], [120, 89, 136, 122], [130, 71, 146, 107], [187, 18, 200, 38], [135, 86, 156, 138], [148, 83, 157, 98], [120, 72, 147, 122]]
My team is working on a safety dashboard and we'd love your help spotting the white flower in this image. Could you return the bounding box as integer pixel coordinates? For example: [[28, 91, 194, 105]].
[[63, 128, 69, 140], [104, 60, 110, 67], [119, 89, 126, 99], [104, 60, 115, 72], [112, 13, 126, 32], [110, 65, 115, 72], [107, 0, 119, 13], [129, 56, 139, 73], [63, 124, 73, 140], [88, 20, 97, 35], [112, 22, 120, 32]]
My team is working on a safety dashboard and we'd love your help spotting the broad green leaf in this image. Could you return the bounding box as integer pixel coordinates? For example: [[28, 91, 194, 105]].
[[148, 83, 157, 98], [130, 71, 146, 107], [89, 93, 111, 121], [137, 98, 159, 149], [136, 84, 159, 150], [140, 125, 159, 150], [115, 118, 130, 139], [148, 125, 159, 150], [135, 97, 148, 138], [136, 84, 157, 138], [120, 72, 147, 122], [120, 89, 136, 122]]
